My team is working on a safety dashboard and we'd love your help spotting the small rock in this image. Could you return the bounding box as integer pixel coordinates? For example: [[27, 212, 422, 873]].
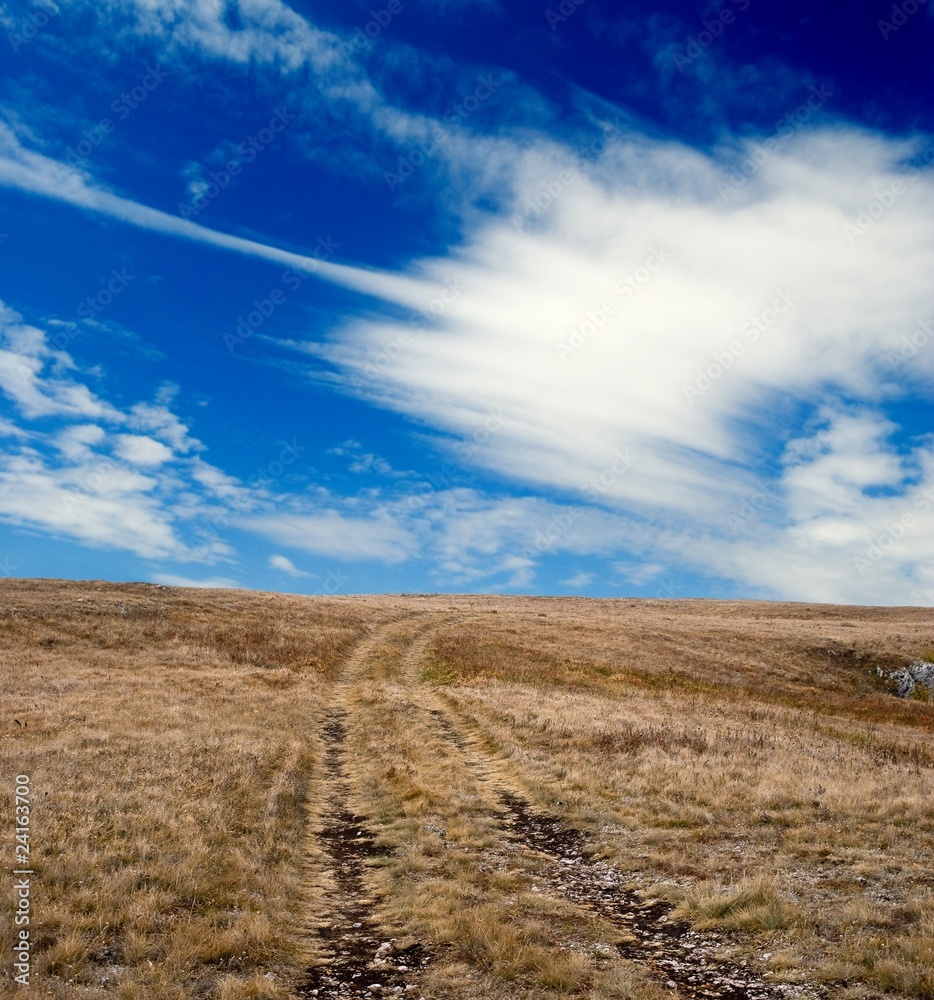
[[375, 942, 394, 960]]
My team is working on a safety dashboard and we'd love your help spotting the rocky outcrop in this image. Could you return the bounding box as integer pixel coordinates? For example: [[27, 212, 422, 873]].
[[877, 660, 934, 699]]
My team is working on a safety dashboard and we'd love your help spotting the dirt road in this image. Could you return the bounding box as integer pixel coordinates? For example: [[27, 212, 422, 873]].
[[296, 611, 819, 1000]]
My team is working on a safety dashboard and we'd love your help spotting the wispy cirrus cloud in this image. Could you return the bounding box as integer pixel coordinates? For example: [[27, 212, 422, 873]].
[[3, 0, 933, 604], [243, 510, 417, 563], [0, 120, 441, 307], [299, 126, 934, 603]]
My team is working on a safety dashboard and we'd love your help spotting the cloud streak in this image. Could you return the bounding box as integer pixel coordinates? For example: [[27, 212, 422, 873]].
[[0, 121, 439, 309], [304, 126, 934, 602]]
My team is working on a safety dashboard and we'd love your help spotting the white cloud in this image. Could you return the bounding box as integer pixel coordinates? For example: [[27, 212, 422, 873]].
[[113, 434, 174, 466], [0, 451, 186, 559], [0, 301, 236, 562], [348, 453, 397, 476], [245, 510, 417, 563], [127, 402, 202, 452], [613, 561, 665, 586], [409, 489, 642, 587], [329, 439, 406, 477], [698, 406, 934, 604], [245, 487, 638, 587], [302, 126, 934, 603], [188, 458, 248, 499], [0, 417, 28, 439], [152, 573, 241, 588], [54, 424, 107, 461], [0, 321, 121, 421], [4, 288, 929, 603], [268, 553, 310, 576], [93, 0, 352, 76]]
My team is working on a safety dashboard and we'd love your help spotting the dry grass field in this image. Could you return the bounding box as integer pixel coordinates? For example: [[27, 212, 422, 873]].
[[1, 580, 933, 999]]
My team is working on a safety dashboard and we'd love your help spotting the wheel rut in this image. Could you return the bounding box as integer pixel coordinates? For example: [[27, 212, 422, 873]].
[[496, 790, 812, 1000], [297, 617, 435, 999], [406, 619, 819, 1000]]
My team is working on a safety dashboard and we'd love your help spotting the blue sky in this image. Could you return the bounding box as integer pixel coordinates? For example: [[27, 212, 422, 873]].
[[0, 0, 932, 603]]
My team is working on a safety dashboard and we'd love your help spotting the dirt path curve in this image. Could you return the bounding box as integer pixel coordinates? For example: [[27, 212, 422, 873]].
[[395, 617, 821, 1000]]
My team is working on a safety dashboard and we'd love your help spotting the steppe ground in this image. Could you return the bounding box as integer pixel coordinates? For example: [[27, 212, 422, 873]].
[[1, 579, 932, 1000]]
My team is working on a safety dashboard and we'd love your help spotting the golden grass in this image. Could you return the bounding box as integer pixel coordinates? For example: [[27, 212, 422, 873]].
[[0, 579, 374, 999], [424, 599, 934, 997], [672, 874, 796, 931], [3, 584, 934, 998], [341, 670, 670, 1000]]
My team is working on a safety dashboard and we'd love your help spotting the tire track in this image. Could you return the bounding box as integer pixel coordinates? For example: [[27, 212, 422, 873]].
[[297, 615, 435, 999], [403, 620, 820, 1000]]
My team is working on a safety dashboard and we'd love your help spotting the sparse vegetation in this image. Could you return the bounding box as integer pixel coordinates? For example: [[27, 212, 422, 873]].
[[2, 583, 933, 998], [0, 580, 373, 999], [424, 601, 934, 997]]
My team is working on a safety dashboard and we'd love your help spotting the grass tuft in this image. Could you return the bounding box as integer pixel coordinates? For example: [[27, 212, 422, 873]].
[[673, 875, 797, 931]]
